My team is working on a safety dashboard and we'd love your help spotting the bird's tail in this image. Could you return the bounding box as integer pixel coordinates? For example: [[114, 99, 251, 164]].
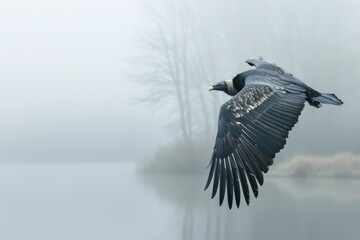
[[312, 93, 343, 106]]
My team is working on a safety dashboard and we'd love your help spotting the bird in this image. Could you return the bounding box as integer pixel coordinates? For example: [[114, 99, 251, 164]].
[[205, 57, 343, 209]]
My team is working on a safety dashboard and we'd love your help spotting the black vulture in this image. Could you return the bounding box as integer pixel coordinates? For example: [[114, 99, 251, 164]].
[[205, 57, 343, 209]]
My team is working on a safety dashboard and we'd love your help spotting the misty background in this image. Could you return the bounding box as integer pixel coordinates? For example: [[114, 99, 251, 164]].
[[0, 0, 168, 162], [1, 0, 360, 240], [1, 0, 359, 164]]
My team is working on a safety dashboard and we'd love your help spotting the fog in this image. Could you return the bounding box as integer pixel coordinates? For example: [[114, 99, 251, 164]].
[[0, 0, 167, 162], [1, 0, 359, 163], [1, 0, 360, 239]]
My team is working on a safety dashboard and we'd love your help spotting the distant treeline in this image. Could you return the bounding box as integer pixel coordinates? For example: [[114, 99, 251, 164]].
[[140, 140, 360, 178], [140, 139, 212, 174]]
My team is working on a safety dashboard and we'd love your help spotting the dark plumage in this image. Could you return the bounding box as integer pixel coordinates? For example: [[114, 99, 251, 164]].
[[206, 57, 343, 209]]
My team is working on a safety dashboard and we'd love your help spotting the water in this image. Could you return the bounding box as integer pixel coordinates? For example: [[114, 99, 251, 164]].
[[1, 163, 359, 240]]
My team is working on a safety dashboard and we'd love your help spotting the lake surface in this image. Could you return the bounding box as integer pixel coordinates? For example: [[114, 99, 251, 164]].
[[1, 163, 360, 240]]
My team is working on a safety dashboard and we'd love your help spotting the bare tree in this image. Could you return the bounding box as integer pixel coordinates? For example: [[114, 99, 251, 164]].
[[137, 0, 360, 157], [136, 1, 225, 141]]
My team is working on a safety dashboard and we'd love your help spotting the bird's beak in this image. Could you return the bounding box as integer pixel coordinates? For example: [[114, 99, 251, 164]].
[[209, 81, 227, 92]]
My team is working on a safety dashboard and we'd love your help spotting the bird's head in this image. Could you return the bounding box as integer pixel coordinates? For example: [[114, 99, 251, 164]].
[[209, 79, 237, 96]]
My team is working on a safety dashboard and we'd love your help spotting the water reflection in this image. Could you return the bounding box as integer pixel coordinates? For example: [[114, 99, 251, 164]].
[[270, 177, 360, 202], [0, 163, 359, 240], [141, 173, 360, 240]]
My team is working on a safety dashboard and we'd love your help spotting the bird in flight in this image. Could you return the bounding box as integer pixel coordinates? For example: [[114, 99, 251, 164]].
[[205, 57, 343, 209]]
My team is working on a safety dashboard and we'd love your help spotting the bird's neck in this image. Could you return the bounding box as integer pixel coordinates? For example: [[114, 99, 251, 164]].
[[233, 73, 247, 93]]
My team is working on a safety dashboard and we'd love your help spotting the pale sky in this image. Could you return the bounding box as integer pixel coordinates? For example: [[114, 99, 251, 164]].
[[0, 0, 167, 162], [1, 0, 359, 162]]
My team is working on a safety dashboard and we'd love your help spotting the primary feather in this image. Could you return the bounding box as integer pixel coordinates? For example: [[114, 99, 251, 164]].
[[206, 57, 343, 208]]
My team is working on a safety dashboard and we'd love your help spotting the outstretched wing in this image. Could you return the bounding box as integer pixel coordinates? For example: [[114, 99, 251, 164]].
[[205, 83, 306, 208], [246, 58, 293, 76], [245, 57, 267, 68]]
